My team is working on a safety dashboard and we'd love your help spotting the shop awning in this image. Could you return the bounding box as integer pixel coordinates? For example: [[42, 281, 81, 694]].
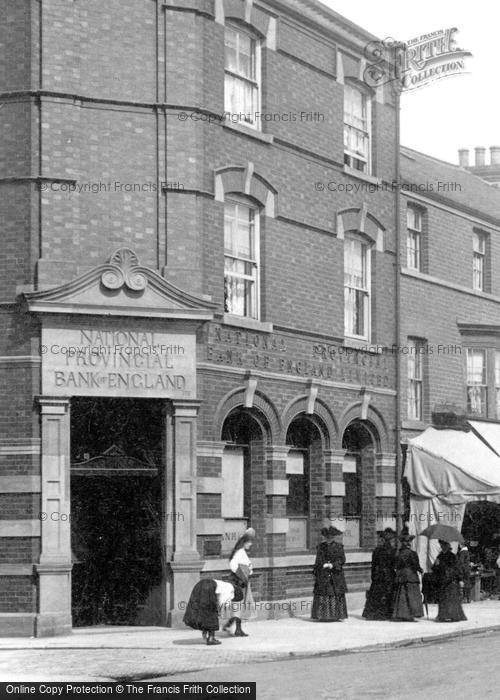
[[469, 420, 500, 457], [406, 426, 500, 503]]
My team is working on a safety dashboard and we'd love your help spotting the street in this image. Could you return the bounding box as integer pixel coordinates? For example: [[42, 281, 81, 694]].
[[162, 631, 500, 700]]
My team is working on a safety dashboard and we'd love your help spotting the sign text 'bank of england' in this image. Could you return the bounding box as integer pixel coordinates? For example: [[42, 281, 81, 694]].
[[42, 327, 196, 399]]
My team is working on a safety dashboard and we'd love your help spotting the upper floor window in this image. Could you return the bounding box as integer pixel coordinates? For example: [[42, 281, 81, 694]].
[[224, 200, 259, 319], [466, 348, 487, 417], [224, 25, 260, 128], [344, 236, 371, 340], [407, 206, 422, 270], [472, 232, 486, 291], [344, 84, 371, 174], [407, 339, 424, 420]]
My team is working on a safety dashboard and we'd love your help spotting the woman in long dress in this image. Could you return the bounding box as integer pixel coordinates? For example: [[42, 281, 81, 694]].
[[183, 578, 242, 645], [433, 540, 467, 622], [222, 528, 256, 636], [392, 532, 424, 621], [362, 528, 396, 620], [311, 526, 348, 621]]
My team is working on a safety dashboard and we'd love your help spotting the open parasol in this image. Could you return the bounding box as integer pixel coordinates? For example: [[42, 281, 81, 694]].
[[419, 523, 464, 544]]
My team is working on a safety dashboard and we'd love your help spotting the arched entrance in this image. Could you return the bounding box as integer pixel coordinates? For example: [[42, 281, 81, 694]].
[[342, 420, 379, 548], [219, 408, 268, 556], [285, 415, 325, 552]]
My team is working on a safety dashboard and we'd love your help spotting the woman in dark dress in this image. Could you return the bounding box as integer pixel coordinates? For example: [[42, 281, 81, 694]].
[[432, 540, 467, 622], [311, 526, 348, 621], [392, 532, 424, 621], [363, 527, 396, 620], [183, 578, 243, 645]]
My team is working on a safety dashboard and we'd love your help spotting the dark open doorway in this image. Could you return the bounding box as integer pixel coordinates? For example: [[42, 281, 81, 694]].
[[70, 398, 163, 626]]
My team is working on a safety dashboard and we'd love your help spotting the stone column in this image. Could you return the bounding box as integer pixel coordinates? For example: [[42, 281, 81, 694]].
[[35, 397, 72, 637], [166, 400, 204, 627]]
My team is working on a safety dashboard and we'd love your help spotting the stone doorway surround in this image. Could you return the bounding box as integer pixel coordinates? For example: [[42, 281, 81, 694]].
[[22, 248, 215, 636]]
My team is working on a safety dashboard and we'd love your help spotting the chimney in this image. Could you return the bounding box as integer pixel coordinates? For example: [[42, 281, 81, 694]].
[[458, 148, 469, 167], [475, 147, 486, 167], [490, 146, 500, 165]]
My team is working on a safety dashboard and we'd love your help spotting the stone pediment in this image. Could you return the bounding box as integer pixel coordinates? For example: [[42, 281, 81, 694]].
[[23, 248, 216, 320], [71, 444, 157, 473]]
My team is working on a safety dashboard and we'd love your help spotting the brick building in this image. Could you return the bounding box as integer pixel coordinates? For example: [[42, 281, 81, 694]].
[[400, 146, 500, 442], [0, 0, 460, 637]]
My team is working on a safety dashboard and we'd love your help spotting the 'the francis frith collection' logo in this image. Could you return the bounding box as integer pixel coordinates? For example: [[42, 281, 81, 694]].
[[364, 28, 472, 92]]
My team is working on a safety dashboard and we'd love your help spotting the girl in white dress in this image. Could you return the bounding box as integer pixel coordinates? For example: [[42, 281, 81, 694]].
[[223, 528, 255, 636]]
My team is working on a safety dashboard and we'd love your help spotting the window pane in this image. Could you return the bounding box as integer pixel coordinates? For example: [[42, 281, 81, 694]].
[[467, 349, 485, 384], [473, 232, 485, 254], [224, 28, 238, 72], [237, 33, 254, 79]]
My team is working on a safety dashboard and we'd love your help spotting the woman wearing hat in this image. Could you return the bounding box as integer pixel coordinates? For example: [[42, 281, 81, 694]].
[[362, 528, 396, 620], [222, 527, 256, 636], [432, 540, 467, 622], [392, 531, 424, 621], [311, 526, 348, 622]]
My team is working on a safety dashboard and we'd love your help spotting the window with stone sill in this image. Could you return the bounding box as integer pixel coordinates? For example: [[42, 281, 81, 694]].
[[224, 199, 260, 320], [344, 83, 371, 175], [407, 206, 423, 271], [344, 235, 371, 341], [224, 24, 261, 129]]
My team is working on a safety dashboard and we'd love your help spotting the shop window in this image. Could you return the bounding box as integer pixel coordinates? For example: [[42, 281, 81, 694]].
[[407, 206, 422, 270], [344, 236, 371, 341], [344, 83, 371, 174], [224, 25, 260, 128], [407, 338, 424, 420], [466, 348, 487, 417], [224, 199, 260, 319]]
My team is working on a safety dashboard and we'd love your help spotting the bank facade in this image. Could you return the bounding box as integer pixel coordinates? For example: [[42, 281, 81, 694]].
[[2, 0, 403, 636]]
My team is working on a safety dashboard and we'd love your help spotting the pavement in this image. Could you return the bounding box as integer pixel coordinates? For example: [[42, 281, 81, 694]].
[[2, 600, 500, 682]]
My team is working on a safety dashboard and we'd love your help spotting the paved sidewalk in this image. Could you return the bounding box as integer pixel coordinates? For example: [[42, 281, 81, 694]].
[[1, 602, 500, 682]]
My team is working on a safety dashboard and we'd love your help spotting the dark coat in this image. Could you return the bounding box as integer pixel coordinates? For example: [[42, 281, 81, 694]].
[[432, 550, 467, 622], [394, 546, 422, 583], [362, 542, 396, 619], [313, 541, 348, 596], [183, 578, 219, 632]]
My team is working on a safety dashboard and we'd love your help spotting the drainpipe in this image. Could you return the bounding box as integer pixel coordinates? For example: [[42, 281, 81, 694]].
[[392, 43, 405, 538]]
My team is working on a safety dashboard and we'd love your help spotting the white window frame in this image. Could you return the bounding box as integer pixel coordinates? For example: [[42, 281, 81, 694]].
[[344, 83, 372, 175], [224, 24, 261, 130], [407, 339, 423, 420], [344, 235, 371, 341], [472, 232, 486, 291], [407, 206, 422, 270], [224, 198, 260, 320], [466, 348, 488, 417]]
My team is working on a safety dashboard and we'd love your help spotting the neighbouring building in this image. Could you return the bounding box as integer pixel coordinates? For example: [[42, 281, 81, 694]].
[[400, 146, 500, 443]]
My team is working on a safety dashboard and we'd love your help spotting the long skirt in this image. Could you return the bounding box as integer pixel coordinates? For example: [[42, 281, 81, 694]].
[[220, 582, 256, 621], [311, 593, 348, 621], [183, 579, 219, 632], [436, 582, 467, 622], [362, 580, 394, 620], [392, 582, 424, 621]]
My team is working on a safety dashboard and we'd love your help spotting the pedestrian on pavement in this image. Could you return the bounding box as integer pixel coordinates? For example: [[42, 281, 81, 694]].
[[362, 527, 396, 620], [457, 541, 471, 603], [311, 525, 348, 621], [222, 527, 256, 637], [432, 539, 467, 622], [392, 531, 424, 621], [183, 577, 244, 645]]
